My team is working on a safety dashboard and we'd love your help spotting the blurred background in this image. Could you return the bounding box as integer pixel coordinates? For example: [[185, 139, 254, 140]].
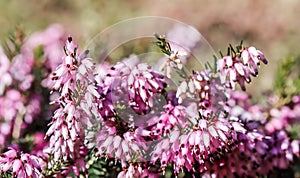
[[1, 0, 299, 95]]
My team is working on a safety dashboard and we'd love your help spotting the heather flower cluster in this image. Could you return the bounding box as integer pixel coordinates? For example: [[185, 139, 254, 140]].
[[0, 23, 299, 178], [0, 146, 45, 177], [217, 44, 268, 90]]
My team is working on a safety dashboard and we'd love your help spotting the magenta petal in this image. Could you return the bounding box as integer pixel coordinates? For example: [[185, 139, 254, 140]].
[[24, 163, 33, 176], [4, 149, 17, 159], [12, 160, 22, 173]]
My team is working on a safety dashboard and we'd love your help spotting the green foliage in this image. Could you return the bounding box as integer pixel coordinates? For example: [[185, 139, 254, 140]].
[[44, 156, 71, 176], [33, 45, 44, 61], [0, 172, 12, 178], [86, 154, 122, 177], [290, 124, 300, 140], [217, 41, 243, 58], [2, 26, 25, 60], [274, 56, 300, 100], [153, 34, 172, 56]]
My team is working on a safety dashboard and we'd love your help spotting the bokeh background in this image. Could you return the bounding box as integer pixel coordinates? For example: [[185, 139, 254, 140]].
[[1, 0, 300, 95]]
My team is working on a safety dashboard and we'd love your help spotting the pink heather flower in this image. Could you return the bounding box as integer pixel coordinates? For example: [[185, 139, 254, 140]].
[[202, 129, 299, 177], [95, 126, 150, 163], [0, 123, 10, 147], [92, 56, 172, 165], [47, 38, 78, 95], [202, 130, 268, 177], [176, 70, 227, 120], [117, 163, 159, 178], [45, 104, 83, 161], [45, 37, 97, 176], [217, 46, 267, 90], [95, 85, 116, 121], [96, 55, 141, 95], [0, 89, 24, 148], [24, 94, 42, 125], [0, 46, 12, 95], [227, 92, 300, 134], [264, 131, 299, 170], [23, 24, 65, 70], [176, 70, 211, 105], [0, 147, 45, 177], [94, 62, 112, 85], [0, 24, 65, 94], [0, 91, 43, 149], [151, 118, 238, 174], [31, 132, 48, 156], [293, 95, 300, 117], [241, 46, 268, 73], [265, 107, 292, 133], [191, 70, 212, 110], [293, 95, 300, 104], [0, 89, 23, 122], [265, 97, 300, 134], [9, 49, 35, 91], [127, 63, 166, 114], [47, 38, 95, 98], [97, 55, 166, 115], [225, 91, 267, 126], [226, 90, 250, 108], [147, 103, 187, 135]]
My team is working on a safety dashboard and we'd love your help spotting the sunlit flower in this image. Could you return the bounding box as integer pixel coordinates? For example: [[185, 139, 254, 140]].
[[44, 37, 96, 176], [217, 46, 267, 90], [148, 103, 187, 135], [1, 23, 298, 178], [0, 147, 45, 178], [151, 117, 239, 175], [95, 128, 145, 163], [126, 63, 166, 114]]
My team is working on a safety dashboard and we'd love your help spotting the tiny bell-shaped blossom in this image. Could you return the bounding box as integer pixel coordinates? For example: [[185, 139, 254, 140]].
[[44, 37, 96, 177], [217, 46, 267, 91], [151, 117, 237, 175], [127, 63, 166, 114], [160, 50, 187, 78], [0, 147, 45, 178], [95, 129, 144, 163], [47, 37, 79, 95], [148, 103, 187, 135], [169, 50, 187, 70], [176, 70, 210, 104], [117, 163, 159, 178]]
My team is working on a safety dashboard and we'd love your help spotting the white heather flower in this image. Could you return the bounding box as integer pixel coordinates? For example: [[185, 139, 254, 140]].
[[169, 50, 187, 70], [160, 50, 187, 78]]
